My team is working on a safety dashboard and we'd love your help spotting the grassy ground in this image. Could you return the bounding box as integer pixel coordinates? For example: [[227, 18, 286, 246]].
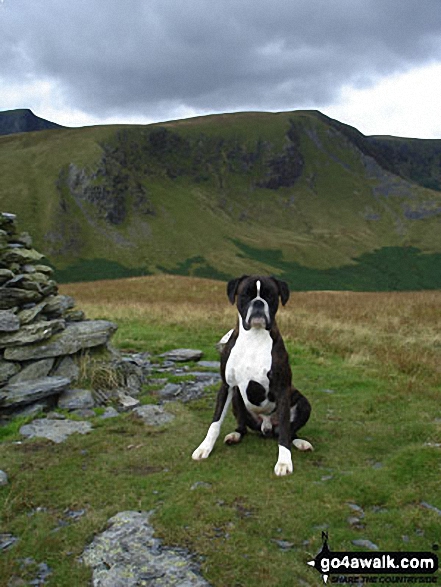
[[1, 275, 440, 586]]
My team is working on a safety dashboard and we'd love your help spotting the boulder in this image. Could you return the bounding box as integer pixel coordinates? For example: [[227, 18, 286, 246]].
[[20, 418, 93, 443], [4, 320, 117, 361], [0, 310, 20, 332], [0, 376, 71, 409]]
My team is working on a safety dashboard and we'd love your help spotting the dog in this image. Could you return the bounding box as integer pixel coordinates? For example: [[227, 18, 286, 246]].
[[192, 275, 312, 476]]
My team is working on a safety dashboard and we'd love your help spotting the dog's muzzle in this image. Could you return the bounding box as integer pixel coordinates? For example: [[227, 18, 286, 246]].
[[245, 298, 270, 329]]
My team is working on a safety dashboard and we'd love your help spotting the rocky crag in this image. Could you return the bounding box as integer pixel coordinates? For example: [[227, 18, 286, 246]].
[[0, 212, 118, 418]]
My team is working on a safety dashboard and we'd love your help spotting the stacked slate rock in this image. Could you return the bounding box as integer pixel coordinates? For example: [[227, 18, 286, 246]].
[[0, 212, 117, 418]]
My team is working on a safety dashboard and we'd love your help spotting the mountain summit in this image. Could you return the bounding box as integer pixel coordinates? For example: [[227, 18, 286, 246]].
[[0, 109, 64, 136]]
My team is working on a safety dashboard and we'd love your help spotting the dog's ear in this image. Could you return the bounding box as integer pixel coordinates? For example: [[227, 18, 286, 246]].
[[227, 275, 248, 304], [271, 277, 290, 306]]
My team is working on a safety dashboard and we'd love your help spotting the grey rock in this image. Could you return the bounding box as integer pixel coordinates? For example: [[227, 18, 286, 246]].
[[0, 268, 14, 285], [159, 382, 182, 399], [43, 294, 75, 316], [421, 501, 441, 516], [0, 287, 42, 309], [101, 406, 119, 419], [4, 320, 117, 361], [81, 510, 210, 587], [34, 264, 54, 276], [63, 308, 86, 322], [51, 355, 80, 381], [17, 301, 46, 325], [272, 539, 295, 550], [198, 361, 221, 370], [71, 408, 96, 418], [0, 318, 65, 348], [190, 481, 212, 491], [11, 401, 49, 419], [115, 390, 140, 411], [133, 404, 175, 426], [20, 418, 93, 443], [0, 310, 20, 332], [351, 539, 379, 550], [0, 470, 8, 486], [9, 358, 55, 384], [347, 503, 365, 517], [58, 388, 95, 410], [0, 358, 20, 385], [0, 533, 18, 551], [0, 376, 71, 408], [160, 348, 203, 362], [1, 247, 44, 265]]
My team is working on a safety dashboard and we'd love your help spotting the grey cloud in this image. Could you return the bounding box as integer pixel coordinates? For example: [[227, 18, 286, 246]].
[[1, 0, 441, 120]]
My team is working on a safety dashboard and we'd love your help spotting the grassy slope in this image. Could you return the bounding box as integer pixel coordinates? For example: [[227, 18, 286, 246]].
[[1, 111, 441, 288], [0, 276, 440, 586]]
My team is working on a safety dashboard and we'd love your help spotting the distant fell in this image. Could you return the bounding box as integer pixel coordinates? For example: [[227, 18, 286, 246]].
[[0, 109, 64, 136], [1, 109, 441, 289]]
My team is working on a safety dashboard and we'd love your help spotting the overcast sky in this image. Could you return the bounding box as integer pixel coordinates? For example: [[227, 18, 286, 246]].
[[1, 0, 441, 138]]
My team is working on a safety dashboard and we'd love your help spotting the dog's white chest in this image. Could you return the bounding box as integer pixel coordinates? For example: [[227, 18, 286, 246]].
[[225, 325, 273, 393]]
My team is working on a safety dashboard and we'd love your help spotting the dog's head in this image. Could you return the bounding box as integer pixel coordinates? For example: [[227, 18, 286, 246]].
[[227, 275, 290, 331]]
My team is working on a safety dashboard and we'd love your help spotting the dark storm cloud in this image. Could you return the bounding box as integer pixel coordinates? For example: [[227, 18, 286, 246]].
[[1, 0, 441, 119]]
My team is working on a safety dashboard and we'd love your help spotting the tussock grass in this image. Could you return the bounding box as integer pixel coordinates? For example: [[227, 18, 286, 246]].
[[1, 275, 440, 586]]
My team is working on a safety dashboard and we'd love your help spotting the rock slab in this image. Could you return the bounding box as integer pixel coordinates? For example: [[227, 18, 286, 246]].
[[0, 376, 71, 408], [82, 511, 210, 587], [4, 320, 117, 361], [20, 418, 93, 443]]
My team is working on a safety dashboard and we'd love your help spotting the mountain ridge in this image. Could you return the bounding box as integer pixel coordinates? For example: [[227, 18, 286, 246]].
[[1, 109, 441, 289]]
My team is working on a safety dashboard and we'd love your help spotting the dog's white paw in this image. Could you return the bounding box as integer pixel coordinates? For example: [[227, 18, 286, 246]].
[[274, 445, 293, 476], [192, 445, 212, 460], [224, 432, 242, 444], [293, 439, 313, 451], [274, 460, 293, 476]]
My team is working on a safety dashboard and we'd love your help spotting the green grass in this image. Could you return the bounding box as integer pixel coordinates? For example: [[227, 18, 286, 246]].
[[1, 306, 440, 586]]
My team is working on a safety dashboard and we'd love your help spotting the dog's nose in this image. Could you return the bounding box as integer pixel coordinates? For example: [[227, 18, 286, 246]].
[[252, 300, 265, 310]]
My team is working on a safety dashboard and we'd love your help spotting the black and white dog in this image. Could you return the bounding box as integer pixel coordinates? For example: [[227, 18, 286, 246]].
[[192, 275, 312, 476]]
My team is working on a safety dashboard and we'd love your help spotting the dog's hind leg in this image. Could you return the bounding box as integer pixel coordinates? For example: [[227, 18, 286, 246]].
[[290, 392, 313, 452]]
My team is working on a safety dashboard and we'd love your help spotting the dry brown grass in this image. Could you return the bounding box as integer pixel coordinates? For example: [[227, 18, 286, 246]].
[[62, 275, 441, 392]]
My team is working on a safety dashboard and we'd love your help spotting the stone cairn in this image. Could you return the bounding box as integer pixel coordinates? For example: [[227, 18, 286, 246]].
[[0, 212, 120, 419]]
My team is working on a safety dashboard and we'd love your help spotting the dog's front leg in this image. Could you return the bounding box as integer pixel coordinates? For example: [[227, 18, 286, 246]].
[[274, 392, 293, 476], [192, 382, 232, 461]]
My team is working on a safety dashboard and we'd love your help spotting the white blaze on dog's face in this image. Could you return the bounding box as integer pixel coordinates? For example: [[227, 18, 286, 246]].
[[227, 275, 290, 331]]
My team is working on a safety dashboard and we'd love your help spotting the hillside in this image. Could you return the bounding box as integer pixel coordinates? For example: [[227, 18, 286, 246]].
[[1, 110, 441, 289], [0, 109, 64, 136]]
